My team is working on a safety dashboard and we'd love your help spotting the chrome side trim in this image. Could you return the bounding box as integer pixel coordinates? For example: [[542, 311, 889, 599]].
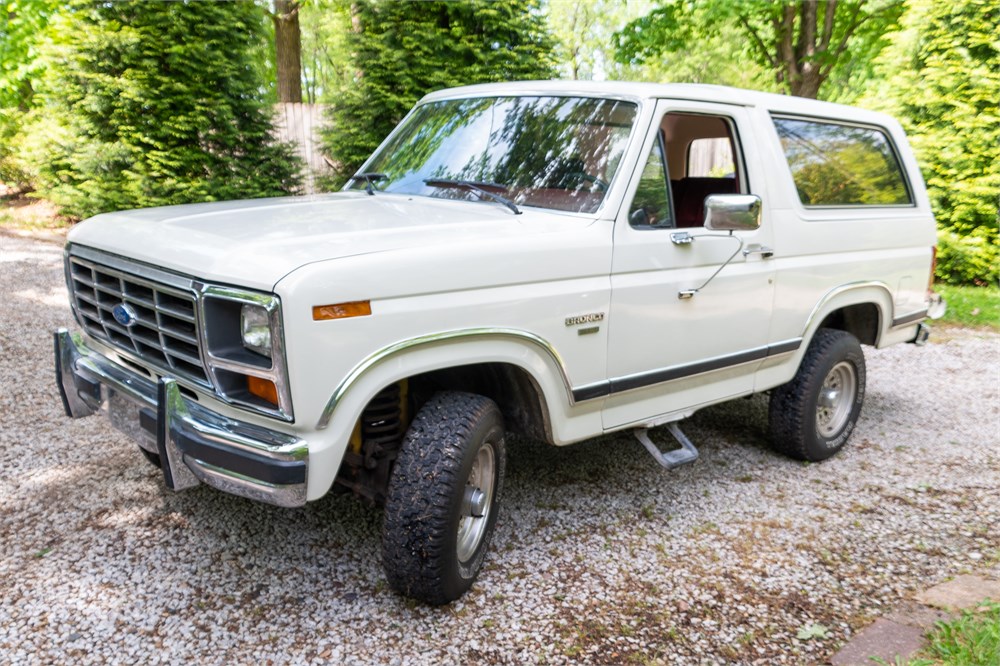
[[800, 280, 892, 341], [316, 328, 574, 429], [891, 309, 928, 328], [571, 337, 803, 402]]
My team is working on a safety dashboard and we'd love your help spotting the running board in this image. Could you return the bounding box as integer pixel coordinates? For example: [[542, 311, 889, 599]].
[[634, 423, 699, 470]]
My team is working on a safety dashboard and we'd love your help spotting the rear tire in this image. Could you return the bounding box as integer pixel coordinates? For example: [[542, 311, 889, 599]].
[[768, 328, 866, 461], [381, 391, 506, 605]]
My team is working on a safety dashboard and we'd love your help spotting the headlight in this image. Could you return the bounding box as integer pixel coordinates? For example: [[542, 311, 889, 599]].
[[241, 303, 272, 358], [201, 287, 292, 421]]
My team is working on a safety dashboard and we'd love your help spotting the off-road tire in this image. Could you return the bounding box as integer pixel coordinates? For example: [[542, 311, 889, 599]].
[[381, 391, 506, 605], [768, 328, 866, 462]]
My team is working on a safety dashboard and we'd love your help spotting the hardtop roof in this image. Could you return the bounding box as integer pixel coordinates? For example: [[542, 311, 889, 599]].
[[419, 80, 900, 129]]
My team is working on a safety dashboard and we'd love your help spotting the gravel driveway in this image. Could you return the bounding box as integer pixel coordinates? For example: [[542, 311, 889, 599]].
[[1, 232, 997, 665]]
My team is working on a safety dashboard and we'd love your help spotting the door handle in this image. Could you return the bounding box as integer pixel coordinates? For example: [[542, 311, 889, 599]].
[[742, 244, 774, 259]]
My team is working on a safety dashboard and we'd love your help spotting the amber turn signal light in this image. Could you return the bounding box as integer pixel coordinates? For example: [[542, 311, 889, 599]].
[[313, 300, 371, 321], [247, 376, 279, 406]]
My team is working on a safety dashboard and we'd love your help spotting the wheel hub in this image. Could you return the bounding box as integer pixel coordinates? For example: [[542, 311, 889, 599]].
[[816, 361, 857, 438], [463, 487, 487, 518], [456, 441, 496, 563], [818, 387, 840, 409]]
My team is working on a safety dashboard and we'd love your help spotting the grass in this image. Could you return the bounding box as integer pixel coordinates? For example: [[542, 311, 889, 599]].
[[933, 284, 1000, 330], [906, 601, 1000, 666]]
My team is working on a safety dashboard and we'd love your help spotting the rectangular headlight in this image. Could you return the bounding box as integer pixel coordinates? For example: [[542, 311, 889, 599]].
[[200, 286, 292, 421], [241, 303, 272, 358]]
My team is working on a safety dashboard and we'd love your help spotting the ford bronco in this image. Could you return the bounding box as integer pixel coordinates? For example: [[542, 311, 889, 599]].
[[55, 81, 944, 604]]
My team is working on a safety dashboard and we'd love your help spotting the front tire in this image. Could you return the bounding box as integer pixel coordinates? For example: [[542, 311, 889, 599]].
[[381, 391, 506, 605], [768, 328, 866, 461]]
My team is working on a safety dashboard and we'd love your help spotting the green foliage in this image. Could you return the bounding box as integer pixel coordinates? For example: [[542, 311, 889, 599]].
[[934, 284, 1000, 330], [893, 1, 999, 238], [935, 228, 999, 287], [0, 0, 61, 188], [27, 1, 300, 218], [0, 0, 59, 110], [860, 0, 1000, 285], [322, 0, 557, 185], [921, 600, 1000, 665], [546, 0, 653, 81], [613, 0, 903, 99], [299, 0, 354, 103]]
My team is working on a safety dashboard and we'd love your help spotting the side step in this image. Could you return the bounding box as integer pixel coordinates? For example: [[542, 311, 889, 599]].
[[634, 423, 699, 470]]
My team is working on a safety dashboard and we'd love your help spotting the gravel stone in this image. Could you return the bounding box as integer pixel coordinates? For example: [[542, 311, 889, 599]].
[[1, 232, 998, 664]]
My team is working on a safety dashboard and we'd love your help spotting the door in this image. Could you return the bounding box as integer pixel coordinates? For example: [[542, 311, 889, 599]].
[[602, 101, 776, 429]]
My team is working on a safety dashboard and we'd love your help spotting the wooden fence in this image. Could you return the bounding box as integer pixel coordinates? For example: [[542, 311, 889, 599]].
[[273, 103, 330, 194]]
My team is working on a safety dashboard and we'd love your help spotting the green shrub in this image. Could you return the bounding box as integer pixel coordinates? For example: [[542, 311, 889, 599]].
[[29, 1, 300, 219], [936, 227, 999, 286]]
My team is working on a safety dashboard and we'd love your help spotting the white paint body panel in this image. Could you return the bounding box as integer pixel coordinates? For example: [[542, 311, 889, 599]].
[[65, 81, 938, 501]]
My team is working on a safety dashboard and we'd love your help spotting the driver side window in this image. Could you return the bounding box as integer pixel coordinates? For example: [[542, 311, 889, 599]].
[[628, 133, 673, 229]]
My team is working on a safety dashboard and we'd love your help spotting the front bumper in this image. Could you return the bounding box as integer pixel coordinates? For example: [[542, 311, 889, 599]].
[[54, 328, 308, 507]]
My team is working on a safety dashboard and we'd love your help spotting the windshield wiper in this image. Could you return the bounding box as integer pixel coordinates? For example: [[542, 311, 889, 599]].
[[423, 179, 521, 215], [352, 172, 388, 196]]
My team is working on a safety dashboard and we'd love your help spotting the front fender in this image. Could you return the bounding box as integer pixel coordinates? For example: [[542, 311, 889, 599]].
[[303, 328, 599, 499]]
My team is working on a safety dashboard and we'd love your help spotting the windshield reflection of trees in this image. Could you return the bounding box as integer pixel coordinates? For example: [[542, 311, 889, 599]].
[[362, 97, 636, 213]]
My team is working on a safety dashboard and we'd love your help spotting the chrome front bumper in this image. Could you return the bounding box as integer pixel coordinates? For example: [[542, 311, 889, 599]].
[[54, 328, 308, 507]]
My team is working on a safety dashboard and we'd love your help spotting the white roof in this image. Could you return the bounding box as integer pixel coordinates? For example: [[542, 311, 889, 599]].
[[420, 80, 898, 127]]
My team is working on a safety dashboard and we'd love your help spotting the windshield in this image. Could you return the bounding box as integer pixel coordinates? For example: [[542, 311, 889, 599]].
[[349, 96, 638, 214]]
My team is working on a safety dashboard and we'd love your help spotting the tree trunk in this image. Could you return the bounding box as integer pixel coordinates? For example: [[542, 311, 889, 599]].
[[273, 0, 303, 104]]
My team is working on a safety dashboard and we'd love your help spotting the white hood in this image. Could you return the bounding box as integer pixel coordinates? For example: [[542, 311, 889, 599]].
[[67, 192, 593, 291]]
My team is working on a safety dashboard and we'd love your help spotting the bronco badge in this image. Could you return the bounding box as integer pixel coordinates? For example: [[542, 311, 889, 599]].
[[565, 312, 605, 327]]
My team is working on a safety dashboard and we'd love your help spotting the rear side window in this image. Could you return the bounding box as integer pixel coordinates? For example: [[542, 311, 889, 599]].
[[773, 117, 912, 206]]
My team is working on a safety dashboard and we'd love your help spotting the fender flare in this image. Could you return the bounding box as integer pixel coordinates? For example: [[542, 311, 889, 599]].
[[799, 281, 894, 347], [315, 327, 577, 432]]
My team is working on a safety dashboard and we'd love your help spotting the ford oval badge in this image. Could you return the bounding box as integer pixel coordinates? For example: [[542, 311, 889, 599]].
[[112, 303, 138, 328]]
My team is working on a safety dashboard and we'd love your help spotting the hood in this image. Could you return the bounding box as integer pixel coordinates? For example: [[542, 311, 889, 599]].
[[67, 192, 595, 291]]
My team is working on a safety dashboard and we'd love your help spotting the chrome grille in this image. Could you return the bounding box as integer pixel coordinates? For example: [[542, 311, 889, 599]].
[[67, 254, 210, 386]]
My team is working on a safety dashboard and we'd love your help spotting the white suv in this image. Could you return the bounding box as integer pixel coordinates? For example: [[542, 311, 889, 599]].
[[55, 81, 944, 604]]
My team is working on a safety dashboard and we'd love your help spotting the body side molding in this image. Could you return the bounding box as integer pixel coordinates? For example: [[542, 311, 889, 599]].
[[571, 338, 803, 402]]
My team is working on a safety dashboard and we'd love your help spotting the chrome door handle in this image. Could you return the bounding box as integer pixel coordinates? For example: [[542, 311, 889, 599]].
[[742, 244, 773, 259]]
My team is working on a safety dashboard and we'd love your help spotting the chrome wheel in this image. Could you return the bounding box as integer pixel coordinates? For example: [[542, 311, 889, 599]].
[[816, 360, 857, 438], [456, 439, 496, 563]]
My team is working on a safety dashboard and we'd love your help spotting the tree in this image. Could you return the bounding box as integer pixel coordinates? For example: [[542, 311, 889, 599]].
[[27, 1, 301, 218], [546, 0, 654, 81], [271, 0, 304, 103], [862, 0, 999, 284], [614, 0, 903, 99], [298, 0, 354, 104], [0, 0, 61, 188], [322, 0, 557, 184]]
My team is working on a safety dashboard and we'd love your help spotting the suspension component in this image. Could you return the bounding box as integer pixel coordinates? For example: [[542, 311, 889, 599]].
[[336, 380, 408, 504]]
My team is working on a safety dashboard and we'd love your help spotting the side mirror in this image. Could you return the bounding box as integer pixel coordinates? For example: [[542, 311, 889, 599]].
[[704, 194, 762, 231]]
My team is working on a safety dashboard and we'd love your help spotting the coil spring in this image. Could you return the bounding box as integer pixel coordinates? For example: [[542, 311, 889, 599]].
[[361, 384, 403, 468]]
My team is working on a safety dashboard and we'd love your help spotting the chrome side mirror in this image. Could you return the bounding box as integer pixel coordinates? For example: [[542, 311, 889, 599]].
[[704, 194, 761, 231]]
